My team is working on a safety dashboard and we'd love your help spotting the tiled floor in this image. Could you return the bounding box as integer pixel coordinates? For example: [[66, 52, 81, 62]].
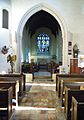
[[9, 71, 66, 120], [34, 71, 52, 77]]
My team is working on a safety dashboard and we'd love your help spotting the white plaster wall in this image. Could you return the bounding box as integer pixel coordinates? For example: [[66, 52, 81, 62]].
[[0, 0, 12, 73], [10, 0, 84, 71], [0, 29, 11, 73], [11, 0, 84, 33], [0, 0, 84, 72]]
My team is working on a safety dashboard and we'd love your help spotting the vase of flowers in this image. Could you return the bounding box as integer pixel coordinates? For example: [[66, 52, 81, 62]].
[[7, 54, 17, 73]]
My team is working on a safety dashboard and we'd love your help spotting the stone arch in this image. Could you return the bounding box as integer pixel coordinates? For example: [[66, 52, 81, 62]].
[[16, 3, 68, 72]]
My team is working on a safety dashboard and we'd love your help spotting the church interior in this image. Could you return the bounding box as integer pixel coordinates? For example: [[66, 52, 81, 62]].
[[0, 0, 84, 120]]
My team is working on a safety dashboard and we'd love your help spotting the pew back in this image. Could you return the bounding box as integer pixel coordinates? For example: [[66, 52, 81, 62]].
[[60, 79, 84, 100], [65, 88, 84, 120], [0, 86, 13, 120], [0, 80, 19, 106], [56, 74, 84, 91], [71, 96, 84, 120], [58, 77, 84, 97], [0, 73, 25, 96]]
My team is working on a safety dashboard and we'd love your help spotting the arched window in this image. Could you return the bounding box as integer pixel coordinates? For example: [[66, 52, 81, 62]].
[[37, 33, 50, 54], [2, 9, 8, 29]]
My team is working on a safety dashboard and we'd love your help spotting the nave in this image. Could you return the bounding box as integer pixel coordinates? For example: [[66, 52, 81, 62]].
[[10, 72, 66, 120]]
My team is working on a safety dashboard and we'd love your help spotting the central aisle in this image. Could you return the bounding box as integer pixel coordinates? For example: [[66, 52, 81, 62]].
[[10, 77, 66, 120]]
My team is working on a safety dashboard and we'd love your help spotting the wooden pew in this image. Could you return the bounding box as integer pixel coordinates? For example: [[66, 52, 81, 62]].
[[64, 86, 80, 113], [62, 85, 80, 108], [0, 73, 26, 96], [60, 79, 84, 102], [64, 87, 84, 120], [0, 86, 13, 120], [57, 76, 84, 97], [71, 96, 84, 120], [0, 80, 19, 106], [56, 74, 84, 92]]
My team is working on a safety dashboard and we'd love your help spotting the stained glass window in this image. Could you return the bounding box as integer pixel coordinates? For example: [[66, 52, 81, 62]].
[[37, 33, 50, 54]]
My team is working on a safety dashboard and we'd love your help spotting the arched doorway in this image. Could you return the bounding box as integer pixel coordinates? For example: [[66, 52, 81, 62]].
[[16, 3, 68, 72]]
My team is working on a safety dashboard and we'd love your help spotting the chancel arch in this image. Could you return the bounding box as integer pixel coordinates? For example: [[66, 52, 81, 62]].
[[16, 3, 68, 72]]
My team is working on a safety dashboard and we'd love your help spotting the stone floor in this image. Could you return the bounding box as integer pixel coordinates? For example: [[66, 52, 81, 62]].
[[9, 71, 66, 120]]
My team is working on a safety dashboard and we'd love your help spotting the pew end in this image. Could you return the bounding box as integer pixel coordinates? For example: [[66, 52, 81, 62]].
[[0, 86, 13, 120], [71, 96, 84, 120]]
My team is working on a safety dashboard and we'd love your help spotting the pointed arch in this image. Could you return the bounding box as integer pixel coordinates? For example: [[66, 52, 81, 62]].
[[16, 3, 68, 72]]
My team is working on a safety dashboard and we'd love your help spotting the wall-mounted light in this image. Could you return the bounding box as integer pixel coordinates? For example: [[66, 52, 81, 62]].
[[1, 45, 9, 54]]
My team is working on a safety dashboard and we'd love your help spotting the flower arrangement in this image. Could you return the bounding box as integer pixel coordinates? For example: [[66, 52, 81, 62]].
[[7, 54, 17, 73]]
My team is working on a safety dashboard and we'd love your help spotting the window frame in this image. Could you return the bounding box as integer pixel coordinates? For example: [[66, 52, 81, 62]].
[[2, 9, 9, 29], [37, 33, 50, 55]]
